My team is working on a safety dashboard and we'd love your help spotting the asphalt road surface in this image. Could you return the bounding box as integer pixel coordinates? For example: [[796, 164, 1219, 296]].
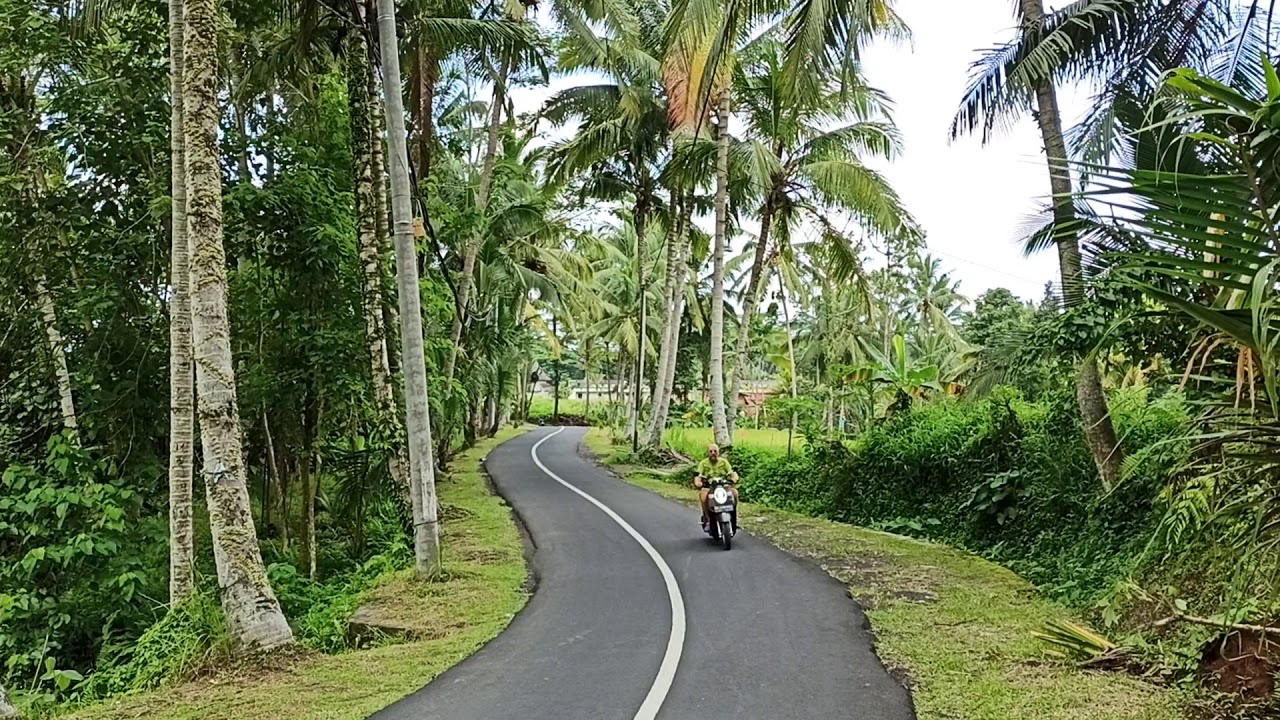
[[371, 426, 915, 720]]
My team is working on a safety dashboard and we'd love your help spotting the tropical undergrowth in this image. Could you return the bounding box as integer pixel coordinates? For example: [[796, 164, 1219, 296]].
[[2, 433, 420, 717], [632, 385, 1280, 689]]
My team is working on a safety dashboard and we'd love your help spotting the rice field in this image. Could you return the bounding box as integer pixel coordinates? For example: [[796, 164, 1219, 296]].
[[527, 396, 589, 418], [662, 426, 801, 458]]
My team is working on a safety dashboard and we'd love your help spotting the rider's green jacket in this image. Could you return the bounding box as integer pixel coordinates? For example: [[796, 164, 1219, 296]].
[[696, 457, 734, 480]]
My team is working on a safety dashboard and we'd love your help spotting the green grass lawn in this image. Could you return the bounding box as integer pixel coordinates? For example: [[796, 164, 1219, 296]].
[[582, 428, 1186, 720], [662, 426, 802, 457], [65, 427, 533, 720]]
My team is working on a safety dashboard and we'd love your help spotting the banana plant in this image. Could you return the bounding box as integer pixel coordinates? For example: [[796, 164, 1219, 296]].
[[847, 334, 943, 416]]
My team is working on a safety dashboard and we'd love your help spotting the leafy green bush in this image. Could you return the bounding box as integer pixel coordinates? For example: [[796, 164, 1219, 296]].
[[665, 387, 1192, 609], [817, 387, 1189, 605], [0, 432, 166, 699]]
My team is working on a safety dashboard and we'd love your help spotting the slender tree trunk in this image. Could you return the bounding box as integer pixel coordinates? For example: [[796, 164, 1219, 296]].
[[184, 0, 292, 650], [583, 341, 591, 420], [298, 443, 314, 578], [552, 317, 561, 423], [276, 447, 291, 551], [233, 82, 251, 182], [1021, 0, 1123, 490], [632, 221, 645, 450], [263, 94, 276, 181], [606, 348, 615, 407], [486, 392, 498, 436], [644, 199, 681, 444], [347, 26, 412, 509], [445, 54, 511, 382], [376, 0, 442, 577], [496, 394, 512, 429], [709, 95, 731, 447], [646, 197, 690, 446], [168, 0, 195, 606], [780, 276, 798, 454], [631, 199, 648, 451], [0, 681, 16, 719], [299, 399, 318, 580], [35, 278, 78, 436], [728, 194, 775, 434], [262, 411, 286, 540], [623, 351, 636, 440], [414, 46, 439, 179], [651, 286, 687, 446], [362, 31, 399, 382]]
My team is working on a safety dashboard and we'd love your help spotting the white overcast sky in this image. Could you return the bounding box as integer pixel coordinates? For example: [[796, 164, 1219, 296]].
[[510, 0, 1091, 304]]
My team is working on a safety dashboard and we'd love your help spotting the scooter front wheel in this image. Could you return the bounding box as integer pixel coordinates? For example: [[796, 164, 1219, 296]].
[[719, 520, 732, 550]]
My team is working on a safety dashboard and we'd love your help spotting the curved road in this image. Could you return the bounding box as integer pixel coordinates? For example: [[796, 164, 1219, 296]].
[[371, 427, 914, 720]]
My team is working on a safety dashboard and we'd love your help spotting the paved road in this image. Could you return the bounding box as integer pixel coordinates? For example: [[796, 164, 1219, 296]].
[[371, 426, 914, 720]]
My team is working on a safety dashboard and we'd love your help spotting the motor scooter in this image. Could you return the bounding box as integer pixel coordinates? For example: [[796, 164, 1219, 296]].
[[702, 477, 737, 550]]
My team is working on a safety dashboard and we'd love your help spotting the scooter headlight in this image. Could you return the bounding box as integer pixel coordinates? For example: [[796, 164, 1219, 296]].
[[712, 487, 729, 504]]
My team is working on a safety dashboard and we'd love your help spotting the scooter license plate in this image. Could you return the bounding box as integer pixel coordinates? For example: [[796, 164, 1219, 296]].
[[712, 504, 735, 513]]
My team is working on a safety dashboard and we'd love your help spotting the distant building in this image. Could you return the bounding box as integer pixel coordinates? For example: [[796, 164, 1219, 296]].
[[568, 384, 612, 401], [732, 380, 781, 424]]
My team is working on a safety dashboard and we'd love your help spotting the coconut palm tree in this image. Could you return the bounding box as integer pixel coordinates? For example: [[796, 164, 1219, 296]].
[[949, 0, 1275, 489], [184, 0, 294, 648], [952, 0, 1125, 489], [661, 0, 909, 446], [726, 37, 919, 433], [544, 0, 672, 446]]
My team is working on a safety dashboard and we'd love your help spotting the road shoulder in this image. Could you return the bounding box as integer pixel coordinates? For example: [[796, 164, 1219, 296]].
[[580, 428, 1188, 720]]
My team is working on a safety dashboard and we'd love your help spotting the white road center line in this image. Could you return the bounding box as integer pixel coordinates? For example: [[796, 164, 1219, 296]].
[[530, 428, 686, 720]]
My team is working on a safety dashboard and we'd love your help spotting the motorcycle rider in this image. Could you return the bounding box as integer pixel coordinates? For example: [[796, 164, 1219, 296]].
[[694, 443, 739, 532]]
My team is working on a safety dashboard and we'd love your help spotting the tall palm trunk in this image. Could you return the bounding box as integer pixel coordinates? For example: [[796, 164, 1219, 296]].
[[445, 53, 511, 383], [376, 0, 442, 577], [362, 40, 399, 381], [623, 350, 636, 439], [184, 0, 292, 649], [414, 47, 440, 179], [646, 196, 690, 446], [709, 95, 731, 447], [35, 277, 77, 436], [1021, 0, 1123, 490], [583, 340, 591, 420], [644, 201, 681, 443], [0, 681, 16, 719], [651, 274, 687, 444], [347, 21, 411, 509], [779, 274, 799, 452], [168, 0, 195, 605], [728, 192, 775, 434], [630, 197, 648, 450]]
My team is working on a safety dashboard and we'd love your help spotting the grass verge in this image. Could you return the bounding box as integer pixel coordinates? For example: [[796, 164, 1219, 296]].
[[64, 426, 532, 720], [582, 428, 1187, 720]]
